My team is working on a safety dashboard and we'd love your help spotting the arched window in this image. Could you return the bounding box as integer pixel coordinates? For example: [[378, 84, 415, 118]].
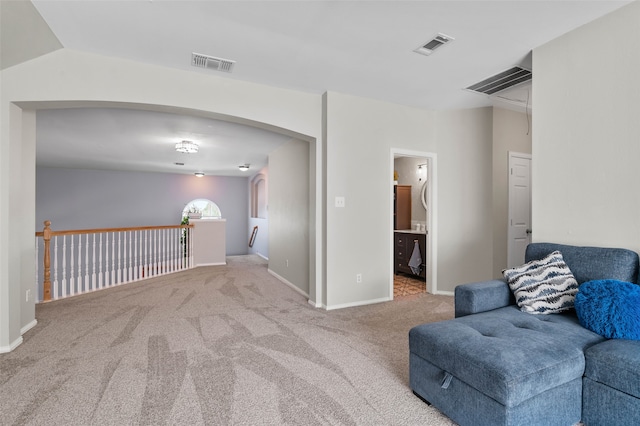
[[182, 198, 222, 219]]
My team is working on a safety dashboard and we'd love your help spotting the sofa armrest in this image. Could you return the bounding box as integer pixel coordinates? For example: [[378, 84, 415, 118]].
[[454, 279, 515, 318]]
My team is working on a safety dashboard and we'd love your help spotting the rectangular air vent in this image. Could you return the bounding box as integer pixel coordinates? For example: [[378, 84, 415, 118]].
[[466, 66, 532, 95], [191, 53, 235, 73], [414, 33, 455, 56]]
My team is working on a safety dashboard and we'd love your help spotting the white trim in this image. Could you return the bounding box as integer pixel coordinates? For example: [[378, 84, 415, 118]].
[[256, 252, 268, 261], [390, 149, 438, 297], [308, 299, 323, 308], [195, 262, 227, 267], [433, 290, 454, 297], [21, 319, 38, 335], [0, 336, 23, 353], [326, 297, 391, 311], [268, 268, 309, 298]]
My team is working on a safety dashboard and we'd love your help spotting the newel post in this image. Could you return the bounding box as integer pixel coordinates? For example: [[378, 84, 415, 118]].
[[42, 220, 52, 302]]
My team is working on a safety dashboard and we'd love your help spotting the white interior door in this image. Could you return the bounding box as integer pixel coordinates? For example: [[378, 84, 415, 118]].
[[507, 153, 532, 268]]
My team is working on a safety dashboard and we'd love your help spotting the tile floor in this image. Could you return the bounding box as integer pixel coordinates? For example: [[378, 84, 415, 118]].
[[394, 273, 426, 298]]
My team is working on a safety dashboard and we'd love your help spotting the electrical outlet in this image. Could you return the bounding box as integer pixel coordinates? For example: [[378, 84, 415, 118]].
[[286, 259, 289, 267], [26, 289, 31, 302], [356, 273, 362, 283], [335, 196, 345, 208]]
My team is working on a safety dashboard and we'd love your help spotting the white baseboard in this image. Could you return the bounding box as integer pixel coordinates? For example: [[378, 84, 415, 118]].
[[325, 297, 391, 310], [267, 269, 309, 298], [256, 252, 268, 261], [195, 262, 227, 267], [0, 336, 23, 354], [434, 290, 455, 297], [308, 299, 323, 309], [21, 319, 38, 335]]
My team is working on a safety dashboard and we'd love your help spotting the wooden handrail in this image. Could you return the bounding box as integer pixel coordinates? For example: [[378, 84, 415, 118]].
[[36, 223, 193, 237], [36, 221, 195, 302]]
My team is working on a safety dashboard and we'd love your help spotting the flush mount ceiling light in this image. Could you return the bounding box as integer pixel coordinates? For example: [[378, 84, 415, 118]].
[[238, 164, 250, 172], [194, 172, 205, 177], [175, 140, 199, 154]]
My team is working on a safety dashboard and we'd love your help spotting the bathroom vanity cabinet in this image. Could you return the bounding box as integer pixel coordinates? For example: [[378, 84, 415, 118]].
[[394, 231, 426, 278]]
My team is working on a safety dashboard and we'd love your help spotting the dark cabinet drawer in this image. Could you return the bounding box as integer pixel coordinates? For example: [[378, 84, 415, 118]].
[[394, 232, 426, 278]]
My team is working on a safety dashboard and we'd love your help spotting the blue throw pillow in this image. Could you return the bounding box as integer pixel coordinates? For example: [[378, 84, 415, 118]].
[[575, 280, 640, 340]]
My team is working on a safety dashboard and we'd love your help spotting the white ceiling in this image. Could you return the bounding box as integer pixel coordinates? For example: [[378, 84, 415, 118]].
[[30, 0, 631, 175]]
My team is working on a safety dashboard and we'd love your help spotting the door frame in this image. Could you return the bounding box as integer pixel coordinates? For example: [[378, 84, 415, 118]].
[[390, 149, 438, 298]]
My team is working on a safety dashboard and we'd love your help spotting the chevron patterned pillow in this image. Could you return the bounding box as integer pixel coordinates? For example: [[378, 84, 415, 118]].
[[503, 250, 579, 315]]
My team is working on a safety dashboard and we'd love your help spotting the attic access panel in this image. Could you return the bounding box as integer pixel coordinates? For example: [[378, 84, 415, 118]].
[[466, 67, 532, 95]]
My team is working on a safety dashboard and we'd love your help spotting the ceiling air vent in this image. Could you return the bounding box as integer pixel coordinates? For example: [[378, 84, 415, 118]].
[[414, 33, 455, 56], [191, 53, 235, 73], [466, 66, 532, 95]]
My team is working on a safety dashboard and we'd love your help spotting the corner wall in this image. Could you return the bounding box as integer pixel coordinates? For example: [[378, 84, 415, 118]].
[[268, 140, 310, 295], [533, 1, 640, 253], [435, 108, 494, 291]]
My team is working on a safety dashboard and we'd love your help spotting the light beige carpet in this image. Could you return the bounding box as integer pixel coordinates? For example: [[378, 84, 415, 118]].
[[1, 255, 455, 425]]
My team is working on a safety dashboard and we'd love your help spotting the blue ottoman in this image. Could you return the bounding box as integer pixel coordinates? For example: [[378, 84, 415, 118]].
[[409, 306, 605, 426], [582, 339, 640, 426]]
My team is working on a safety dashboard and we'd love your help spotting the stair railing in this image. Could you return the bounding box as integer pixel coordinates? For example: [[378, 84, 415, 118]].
[[35, 221, 194, 302]]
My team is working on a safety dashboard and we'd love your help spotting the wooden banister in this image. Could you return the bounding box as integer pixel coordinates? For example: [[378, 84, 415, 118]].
[[36, 221, 195, 303]]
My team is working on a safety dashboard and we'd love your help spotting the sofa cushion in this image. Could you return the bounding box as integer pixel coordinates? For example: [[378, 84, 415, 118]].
[[525, 243, 640, 285], [584, 339, 640, 399], [409, 306, 605, 407], [575, 279, 640, 340], [504, 251, 578, 314]]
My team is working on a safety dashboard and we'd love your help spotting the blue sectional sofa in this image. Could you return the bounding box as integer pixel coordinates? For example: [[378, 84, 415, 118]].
[[409, 242, 640, 426]]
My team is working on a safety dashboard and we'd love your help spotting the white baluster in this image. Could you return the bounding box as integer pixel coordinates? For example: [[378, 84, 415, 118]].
[[62, 235, 67, 298], [85, 234, 90, 292], [134, 230, 139, 281], [70, 235, 75, 296], [78, 235, 83, 293], [128, 230, 133, 281], [117, 231, 122, 284], [105, 232, 110, 287], [153, 229, 157, 276], [98, 233, 103, 289], [92, 233, 96, 291], [111, 232, 116, 286], [53, 237, 59, 300]]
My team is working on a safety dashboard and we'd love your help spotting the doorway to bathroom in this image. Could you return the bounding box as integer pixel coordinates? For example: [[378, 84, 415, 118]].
[[390, 149, 437, 299]]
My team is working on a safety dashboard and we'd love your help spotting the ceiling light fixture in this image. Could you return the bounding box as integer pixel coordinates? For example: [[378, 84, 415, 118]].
[[175, 140, 199, 154], [238, 164, 250, 172], [194, 172, 205, 177]]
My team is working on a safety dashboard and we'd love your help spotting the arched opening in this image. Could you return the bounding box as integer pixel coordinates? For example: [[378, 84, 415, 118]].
[[24, 100, 319, 305], [251, 173, 267, 219]]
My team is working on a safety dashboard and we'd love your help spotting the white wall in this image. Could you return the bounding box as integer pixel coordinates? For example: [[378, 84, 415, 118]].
[[268, 140, 310, 295], [324, 92, 437, 308], [492, 107, 532, 277], [436, 108, 495, 291], [533, 1, 640, 254]]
